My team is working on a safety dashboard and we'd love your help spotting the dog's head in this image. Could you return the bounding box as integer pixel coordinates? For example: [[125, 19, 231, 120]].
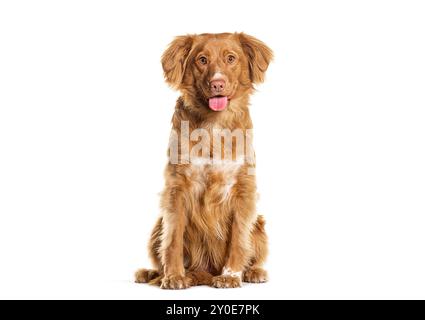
[[161, 33, 273, 112]]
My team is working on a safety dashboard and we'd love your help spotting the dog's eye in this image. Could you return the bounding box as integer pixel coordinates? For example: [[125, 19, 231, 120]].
[[199, 56, 208, 65], [227, 55, 236, 64]]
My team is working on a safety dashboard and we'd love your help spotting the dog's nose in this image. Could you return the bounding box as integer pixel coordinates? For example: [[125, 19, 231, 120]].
[[210, 79, 226, 94]]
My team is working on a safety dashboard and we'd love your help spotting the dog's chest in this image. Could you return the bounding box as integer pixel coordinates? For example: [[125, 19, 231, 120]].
[[185, 157, 244, 201]]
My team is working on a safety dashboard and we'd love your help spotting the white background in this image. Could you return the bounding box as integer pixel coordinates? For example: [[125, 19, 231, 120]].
[[0, 0, 424, 300]]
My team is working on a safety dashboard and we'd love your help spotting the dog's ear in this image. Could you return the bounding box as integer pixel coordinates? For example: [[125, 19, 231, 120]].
[[161, 35, 194, 88], [238, 33, 273, 84]]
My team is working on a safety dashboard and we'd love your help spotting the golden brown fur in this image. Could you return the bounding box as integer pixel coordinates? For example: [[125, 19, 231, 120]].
[[135, 33, 272, 289]]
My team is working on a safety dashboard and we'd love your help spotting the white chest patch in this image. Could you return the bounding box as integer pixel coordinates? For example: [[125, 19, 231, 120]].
[[186, 156, 244, 201], [190, 156, 244, 170]]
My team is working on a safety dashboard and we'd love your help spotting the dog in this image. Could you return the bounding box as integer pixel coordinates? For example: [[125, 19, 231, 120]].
[[135, 33, 273, 289]]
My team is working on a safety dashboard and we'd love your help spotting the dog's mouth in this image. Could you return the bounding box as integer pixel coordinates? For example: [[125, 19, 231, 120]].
[[208, 96, 229, 111]]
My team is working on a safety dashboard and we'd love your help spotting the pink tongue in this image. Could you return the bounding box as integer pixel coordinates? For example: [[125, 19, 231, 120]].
[[208, 96, 228, 111]]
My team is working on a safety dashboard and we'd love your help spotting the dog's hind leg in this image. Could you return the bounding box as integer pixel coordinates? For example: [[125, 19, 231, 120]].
[[135, 217, 164, 284], [135, 268, 160, 283]]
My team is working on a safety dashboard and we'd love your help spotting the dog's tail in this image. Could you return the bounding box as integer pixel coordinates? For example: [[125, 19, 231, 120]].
[[148, 271, 213, 287]]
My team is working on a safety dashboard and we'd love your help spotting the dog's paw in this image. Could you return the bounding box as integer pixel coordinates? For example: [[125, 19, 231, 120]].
[[134, 268, 159, 283], [211, 275, 242, 289], [243, 268, 268, 283], [160, 274, 192, 290]]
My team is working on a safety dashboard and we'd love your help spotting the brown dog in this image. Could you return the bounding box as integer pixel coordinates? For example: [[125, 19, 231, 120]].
[[135, 33, 273, 289]]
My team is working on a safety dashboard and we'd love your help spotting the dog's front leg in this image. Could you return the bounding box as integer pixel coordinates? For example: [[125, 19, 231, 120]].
[[212, 198, 256, 289], [159, 188, 192, 290]]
